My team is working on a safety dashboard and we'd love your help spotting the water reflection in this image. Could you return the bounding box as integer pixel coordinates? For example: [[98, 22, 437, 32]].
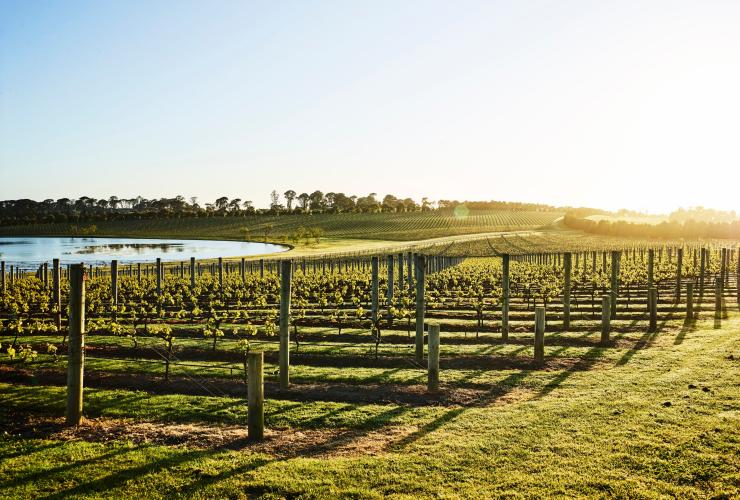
[[0, 236, 288, 267]]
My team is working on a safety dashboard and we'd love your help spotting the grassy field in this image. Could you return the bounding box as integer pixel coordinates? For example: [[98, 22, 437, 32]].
[[1, 307, 738, 497]]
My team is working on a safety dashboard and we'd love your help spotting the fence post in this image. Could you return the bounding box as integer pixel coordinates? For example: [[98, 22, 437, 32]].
[[371, 256, 379, 324], [675, 248, 683, 302], [279, 260, 292, 390], [600, 295, 610, 344], [66, 264, 86, 426], [428, 322, 440, 392], [610, 251, 620, 319], [534, 306, 545, 364], [648, 287, 657, 332], [387, 254, 394, 322], [563, 252, 572, 330], [190, 257, 196, 288], [111, 260, 118, 318], [53, 258, 61, 332], [247, 351, 264, 441], [156, 258, 162, 296], [502, 254, 510, 342], [415, 254, 426, 364]]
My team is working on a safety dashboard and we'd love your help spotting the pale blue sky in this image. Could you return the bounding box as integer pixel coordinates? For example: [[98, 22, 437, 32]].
[[1, 0, 738, 212]]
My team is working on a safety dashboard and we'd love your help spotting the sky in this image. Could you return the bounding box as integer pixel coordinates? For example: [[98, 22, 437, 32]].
[[1, 0, 739, 213]]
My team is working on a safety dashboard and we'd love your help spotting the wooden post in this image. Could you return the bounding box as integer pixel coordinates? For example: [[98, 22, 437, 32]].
[[415, 254, 426, 364], [686, 282, 694, 319], [386, 254, 394, 322], [610, 251, 620, 319], [502, 254, 510, 342], [427, 322, 440, 392], [66, 264, 86, 426], [279, 260, 292, 390], [675, 248, 683, 302], [534, 306, 545, 364], [647, 248, 655, 288], [648, 287, 657, 332], [247, 351, 264, 441], [111, 259, 118, 317], [371, 256, 379, 324], [397, 252, 404, 291], [190, 257, 196, 288], [0, 261, 4, 293], [599, 294, 611, 344], [407, 251, 413, 291], [699, 248, 706, 304], [156, 258, 162, 296], [218, 257, 224, 291], [52, 258, 61, 331], [563, 252, 572, 330], [259, 259, 265, 278]]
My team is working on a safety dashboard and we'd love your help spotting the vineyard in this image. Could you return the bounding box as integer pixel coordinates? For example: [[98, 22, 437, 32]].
[[0, 208, 563, 244], [0, 243, 738, 496]]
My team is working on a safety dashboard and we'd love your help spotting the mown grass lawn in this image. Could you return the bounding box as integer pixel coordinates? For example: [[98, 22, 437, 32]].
[[0, 311, 738, 498]]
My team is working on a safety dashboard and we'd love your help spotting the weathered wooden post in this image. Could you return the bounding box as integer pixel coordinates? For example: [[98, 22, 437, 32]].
[[534, 306, 545, 364], [610, 251, 620, 319], [407, 251, 413, 291], [647, 248, 655, 289], [686, 282, 694, 319], [428, 322, 440, 392], [66, 264, 86, 426], [397, 252, 404, 290], [259, 259, 265, 278], [156, 258, 162, 296], [371, 256, 379, 324], [111, 259, 118, 318], [563, 252, 572, 330], [190, 257, 196, 288], [0, 261, 4, 293], [648, 287, 657, 332], [415, 254, 426, 364], [386, 254, 394, 322], [279, 260, 292, 390], [502, 254, 510, 342], [218, 257, 224, 291], [699, 248, 706, 305], [675, 248, 683, 302], [247, 351, 264, 441], [137, 262, 141, 283], [52, 258, 61, 331]]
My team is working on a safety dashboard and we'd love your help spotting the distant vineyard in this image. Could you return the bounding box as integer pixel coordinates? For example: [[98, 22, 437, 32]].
[[0, 209, 563, 243]]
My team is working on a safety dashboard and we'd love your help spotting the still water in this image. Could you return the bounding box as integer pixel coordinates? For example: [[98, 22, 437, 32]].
[[0, 237, 288, 267]]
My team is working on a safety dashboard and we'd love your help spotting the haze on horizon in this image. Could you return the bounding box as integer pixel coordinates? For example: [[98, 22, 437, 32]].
[[1, 1, 738, 215]]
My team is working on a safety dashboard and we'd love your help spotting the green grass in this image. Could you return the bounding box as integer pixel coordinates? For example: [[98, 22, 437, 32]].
[[1, 311, 738, 497]]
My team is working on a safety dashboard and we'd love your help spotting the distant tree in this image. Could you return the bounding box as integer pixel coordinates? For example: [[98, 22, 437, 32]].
[[284, 190, 296, 211], [297, 193, 310, 212], [309, 191, 325, 212]]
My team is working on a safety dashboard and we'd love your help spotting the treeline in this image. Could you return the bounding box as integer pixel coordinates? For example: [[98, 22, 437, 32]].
[[564, 214, 740, 240], [0, 192, 568, 226]]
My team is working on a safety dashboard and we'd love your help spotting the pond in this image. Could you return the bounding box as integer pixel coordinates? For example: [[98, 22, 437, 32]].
[[0, 236, 288, 267]]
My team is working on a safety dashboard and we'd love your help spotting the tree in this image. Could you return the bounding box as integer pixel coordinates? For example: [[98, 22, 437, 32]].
[[270, 190, 283, 213], [309, 191, 325, 212], [297, 193, 310, 212], [284, 190, 296, 211]]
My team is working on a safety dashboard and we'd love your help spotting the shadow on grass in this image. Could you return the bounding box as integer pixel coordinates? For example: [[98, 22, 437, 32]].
[[674, 318, 696, 345]]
